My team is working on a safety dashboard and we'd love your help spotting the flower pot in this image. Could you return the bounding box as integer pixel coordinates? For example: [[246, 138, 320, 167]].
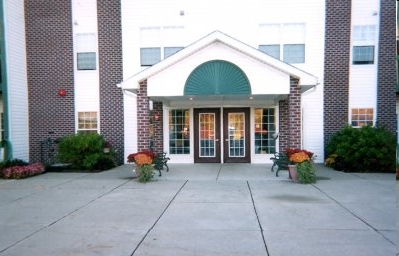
[[288, 164, 298, 182]]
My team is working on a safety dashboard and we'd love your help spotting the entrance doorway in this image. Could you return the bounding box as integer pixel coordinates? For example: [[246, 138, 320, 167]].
[[193, 108, 250, 163]]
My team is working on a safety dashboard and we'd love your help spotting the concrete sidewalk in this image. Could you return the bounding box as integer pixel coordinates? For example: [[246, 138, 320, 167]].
[[0, 164, 396, 256]]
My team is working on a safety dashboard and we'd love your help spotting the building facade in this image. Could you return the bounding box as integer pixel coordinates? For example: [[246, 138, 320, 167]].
[[0, 0, 395, 165]]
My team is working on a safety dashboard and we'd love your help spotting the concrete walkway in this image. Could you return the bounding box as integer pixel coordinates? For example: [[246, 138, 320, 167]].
[[0, 164, 396, 256]]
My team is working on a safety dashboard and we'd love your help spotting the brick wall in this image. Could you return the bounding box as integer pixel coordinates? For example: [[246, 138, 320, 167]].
[[278, 100, 289, 151], [25, 0, 75, 163], [323, 0, 352, 147], [288, 77, 301, 149], [152, 102, 164, 153], [278, 77, 302, 151], [376, 0, 396, 134], [97, 0, 124, 164], [137, 80, 150, 151]]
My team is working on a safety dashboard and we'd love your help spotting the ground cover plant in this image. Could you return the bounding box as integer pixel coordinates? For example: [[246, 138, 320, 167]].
[[0, 159, 45, 179]]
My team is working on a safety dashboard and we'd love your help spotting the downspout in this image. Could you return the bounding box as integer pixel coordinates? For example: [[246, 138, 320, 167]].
[[0, 1, 12, 161]]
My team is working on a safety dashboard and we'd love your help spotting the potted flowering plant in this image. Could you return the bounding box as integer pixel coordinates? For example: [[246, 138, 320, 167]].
[[286, 148, 316, 184], [127, 151, 156, 182]]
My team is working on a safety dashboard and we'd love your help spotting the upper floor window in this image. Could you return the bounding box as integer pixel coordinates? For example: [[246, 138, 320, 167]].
[[258, 23, 306, 64], [352, 25, 376, 65], [77, 52, 96, 70], [76, 33, 97, 71], [164, 47, 183, 58], [139, 26, 185, 66], [140, 47, 161, 66]]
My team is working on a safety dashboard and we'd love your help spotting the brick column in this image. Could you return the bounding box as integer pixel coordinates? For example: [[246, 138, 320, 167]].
[[137, 80, 150, 151], [278, 100, 289, 151], [25, 0, 75, 163], [323, 0, 351, 146], [152, 102, 164, 153], [288, 77, 301, 149], [97, 0, 124, 164], [376, 0, 396, 134]]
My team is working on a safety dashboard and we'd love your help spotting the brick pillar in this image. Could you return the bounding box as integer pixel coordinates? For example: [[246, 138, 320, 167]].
[[25, 0, 75, 163], [288, 77, 301, 149], [97, 0, 124, 164], [278, 100, 289, 151], [137, 80, 150, 151], [376, 0, 396, 134], [152, 102, 164, 153], [323, 0, 351, 147]]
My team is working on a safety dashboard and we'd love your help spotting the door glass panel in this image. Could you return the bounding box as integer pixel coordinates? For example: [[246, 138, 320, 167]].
[[228, 112, 245, 157], [199, 113, 215, 157]]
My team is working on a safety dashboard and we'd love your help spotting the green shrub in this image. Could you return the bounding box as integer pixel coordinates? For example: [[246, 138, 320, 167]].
[[325, 125, 396, 172], [57, 133, 117, 170]]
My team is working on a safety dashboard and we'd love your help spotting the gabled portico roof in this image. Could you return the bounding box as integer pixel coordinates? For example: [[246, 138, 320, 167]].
[[117, 30, 318, 95]]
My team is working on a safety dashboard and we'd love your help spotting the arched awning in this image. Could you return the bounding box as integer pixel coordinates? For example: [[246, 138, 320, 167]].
[[184, 60, 251, 96]]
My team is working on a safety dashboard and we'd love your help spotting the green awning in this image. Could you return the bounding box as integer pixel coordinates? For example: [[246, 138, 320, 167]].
[[184, 60, 250, 95]]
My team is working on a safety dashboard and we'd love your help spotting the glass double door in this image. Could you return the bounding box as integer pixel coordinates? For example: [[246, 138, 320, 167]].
[[194, 108, 250, 163]]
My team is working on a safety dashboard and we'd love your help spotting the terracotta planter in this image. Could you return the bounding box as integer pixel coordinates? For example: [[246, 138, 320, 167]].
[[288, 164, 298, 182]]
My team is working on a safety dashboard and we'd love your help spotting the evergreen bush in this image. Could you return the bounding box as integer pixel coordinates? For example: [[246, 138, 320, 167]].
[[325, 125, 395, 172], [57, 132, 117, 171]]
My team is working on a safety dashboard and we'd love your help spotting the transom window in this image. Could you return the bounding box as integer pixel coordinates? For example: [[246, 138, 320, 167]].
[[351, 108, 374, 127]]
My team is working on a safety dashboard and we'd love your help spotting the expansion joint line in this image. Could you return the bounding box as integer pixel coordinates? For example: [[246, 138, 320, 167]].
[[247, 181, 270, 256], [130, 180, 189, 256], [0, 178, 132, 254], [312, 184, 395, 246]]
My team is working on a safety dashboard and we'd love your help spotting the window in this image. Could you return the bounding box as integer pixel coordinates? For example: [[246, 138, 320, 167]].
[[164, 47, 183, 58], [169, 109, 190, 154], [254, 108, 276, 154], [353, 46, 374, 65], [78, 112, 98, 133], [258, 23, 305, 64], [140, 47, 161, 66], [77, 52, 96, 70], [140, 26, 185, 66], [259, 45, 280, 59], [352, 25, 376, 65], [351, 108, 374, 127], [76, 33, 97, 71], [283, 44, 305, 63]]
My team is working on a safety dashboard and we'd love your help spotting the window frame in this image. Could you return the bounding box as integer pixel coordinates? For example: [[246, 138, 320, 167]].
[[350, 108, 374, 127], [140, 47, 161, 66], [77, 52, 97, 70], [77, 111, 98, 133]]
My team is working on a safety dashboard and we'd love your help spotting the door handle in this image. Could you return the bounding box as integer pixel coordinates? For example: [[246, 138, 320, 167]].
[[225, 139, 228, 142], [215, 139, 219, 142]]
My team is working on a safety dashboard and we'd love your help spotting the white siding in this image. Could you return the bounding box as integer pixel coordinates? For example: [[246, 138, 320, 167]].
[[349, 0, 380, 122], [121, 0, 326, 162], [123, 92, 137, 163], [72, 0, 100, 131], [3, 0, 29, 161]]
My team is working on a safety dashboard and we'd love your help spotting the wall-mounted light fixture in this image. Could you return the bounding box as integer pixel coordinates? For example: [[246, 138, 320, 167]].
[[154, 112, 160, 121]]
